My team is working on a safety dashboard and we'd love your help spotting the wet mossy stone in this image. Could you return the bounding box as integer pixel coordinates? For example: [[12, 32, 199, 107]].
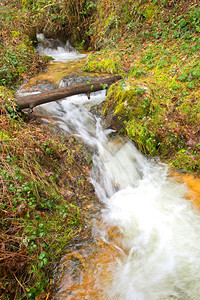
[[60, 75, 105, 87]]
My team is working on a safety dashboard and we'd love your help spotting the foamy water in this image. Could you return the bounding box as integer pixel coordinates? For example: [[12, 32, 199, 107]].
[[36, 36, 86, 62], [39, 92, 200, 300], [30, 41, 200, 299], [101, 170, 200, 299]]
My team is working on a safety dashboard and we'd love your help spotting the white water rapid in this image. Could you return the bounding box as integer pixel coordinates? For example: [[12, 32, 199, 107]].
[[35, 41, 200, 299], [36, 35, 86, 62]]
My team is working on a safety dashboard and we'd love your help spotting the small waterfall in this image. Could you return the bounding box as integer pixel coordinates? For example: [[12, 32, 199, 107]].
[[36, 34, 86, 62], [32, 39, 200, 299]]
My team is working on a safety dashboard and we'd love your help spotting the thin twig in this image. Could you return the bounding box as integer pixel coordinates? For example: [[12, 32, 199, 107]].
[[13, 273, 27, 296]]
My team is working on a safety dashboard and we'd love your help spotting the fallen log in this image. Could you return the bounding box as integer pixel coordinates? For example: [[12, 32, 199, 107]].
[[15, 76, 122, 109]]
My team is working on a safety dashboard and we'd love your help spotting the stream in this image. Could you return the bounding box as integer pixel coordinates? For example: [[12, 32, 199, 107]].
[[18, 38, 200, 299]]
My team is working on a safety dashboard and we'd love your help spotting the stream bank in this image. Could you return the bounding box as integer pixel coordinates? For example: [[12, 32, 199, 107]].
[[84, 45, 200, 175], [82, 0, 200, 175], [0, 108, 101, 299], [0, 45, 101, 298]]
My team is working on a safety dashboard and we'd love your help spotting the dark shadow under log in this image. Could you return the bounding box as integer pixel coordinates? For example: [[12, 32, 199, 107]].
[[15, 76, 122, 109]]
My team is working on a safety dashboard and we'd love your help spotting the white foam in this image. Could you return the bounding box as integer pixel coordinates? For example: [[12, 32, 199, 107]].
[[36, 42, 86, 62], [34, 41, 200, 299], [101, 169, 200, 299]]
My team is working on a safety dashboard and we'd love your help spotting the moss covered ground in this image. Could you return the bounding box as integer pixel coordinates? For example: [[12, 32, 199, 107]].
[[84, 0, 200, 174]]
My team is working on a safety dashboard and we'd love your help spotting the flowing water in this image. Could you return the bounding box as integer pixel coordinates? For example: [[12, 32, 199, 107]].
[[21, 39, 200, 299]]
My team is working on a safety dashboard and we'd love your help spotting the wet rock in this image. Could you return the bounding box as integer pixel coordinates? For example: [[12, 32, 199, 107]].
[[104, 103, 126, 132], [36, 33, 63, 49], [60, 75, 105, 88], [19, 79, 58, 94]]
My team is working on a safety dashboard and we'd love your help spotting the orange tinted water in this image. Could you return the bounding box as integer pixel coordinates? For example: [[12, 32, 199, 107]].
[[182, 174, 200, 209], [23, 60, 105, 90], [52, 234, 122, 299], [23, 60, 86, 89], [172, 173, 200, 209], [52, 173, 200, 299]]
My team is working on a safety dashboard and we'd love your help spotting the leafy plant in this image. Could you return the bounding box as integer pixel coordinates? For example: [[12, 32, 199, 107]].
[[0, 113, 90, 299]]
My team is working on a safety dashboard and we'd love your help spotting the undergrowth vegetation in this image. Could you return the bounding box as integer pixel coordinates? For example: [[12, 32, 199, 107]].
[[85, 0, 200, 174], [0, 1, 97, 298], [0, 0, 96, 90], [19, 0, 96, 48], [0, 92, 95, 298], [89, 0, 200, 50], [0, 3, 49, 89]]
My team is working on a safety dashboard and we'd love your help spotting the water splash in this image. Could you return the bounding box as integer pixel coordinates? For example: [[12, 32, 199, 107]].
[[39, 92, 200, 300], [101, 176, 200, 299], [33, 42, 200, 299], [36, 35, 86, 62]]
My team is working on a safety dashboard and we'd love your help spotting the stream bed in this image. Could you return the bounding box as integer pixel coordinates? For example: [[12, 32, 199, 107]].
[[18, 38, 200, 300]]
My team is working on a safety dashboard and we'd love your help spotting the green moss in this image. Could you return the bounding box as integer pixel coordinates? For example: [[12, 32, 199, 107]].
[[0, 86, 14, 99], [143, 4, 159, 20], [167, 150, 200, 173], [84, 51, 123, 74], [101, 44, 199, 174], [126, 119, 158, 155], [0, 131, 10, 140]]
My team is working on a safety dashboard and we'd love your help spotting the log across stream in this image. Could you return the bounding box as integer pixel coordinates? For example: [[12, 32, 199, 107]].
[[20, 39, 200, 299], [15, 76, 122, 109]]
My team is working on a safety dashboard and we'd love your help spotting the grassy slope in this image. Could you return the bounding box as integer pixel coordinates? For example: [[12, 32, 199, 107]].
[[0, 90, 96, 298], [0, 2, 95, 298], [85, 0, 200, 174]]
